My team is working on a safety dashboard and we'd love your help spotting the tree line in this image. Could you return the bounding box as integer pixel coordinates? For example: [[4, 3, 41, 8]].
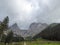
[[32, 23, 60, 41], [0, 16, 24, 45]]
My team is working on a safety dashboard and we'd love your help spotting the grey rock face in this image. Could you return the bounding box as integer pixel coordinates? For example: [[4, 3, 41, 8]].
[[28, 23, 48, 37], [9, 23, 48, 38]]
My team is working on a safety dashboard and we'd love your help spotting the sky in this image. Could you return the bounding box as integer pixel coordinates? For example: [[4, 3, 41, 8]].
[[0, 0, 60, 29]]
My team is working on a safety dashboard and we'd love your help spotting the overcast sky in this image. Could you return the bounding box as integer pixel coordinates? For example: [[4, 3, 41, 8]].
[[0, 0, 60, 29]]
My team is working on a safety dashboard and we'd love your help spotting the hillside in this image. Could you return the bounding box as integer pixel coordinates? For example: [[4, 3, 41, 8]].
[[33, 23, 60, 41], [27, 22, 48, 37]]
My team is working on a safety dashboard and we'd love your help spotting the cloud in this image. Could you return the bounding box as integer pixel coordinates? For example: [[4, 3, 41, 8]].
[[35, 0, 60, 24], [0, 0, 60, 29]]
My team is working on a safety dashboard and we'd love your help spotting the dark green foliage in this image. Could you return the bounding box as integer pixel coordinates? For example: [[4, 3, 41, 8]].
[[2, 16, 9, 30], [1, 34, 6, 42], [0, 16, 9, 31], [0, 16, 24, 43], [5, 31, 13, 43], [0, 16, 9, 34], [0, 16, 9, 42], [32, 23, 60, 41], [25, 36, 32, 41], [40, 23, 60, 41], [13, 36, 24, 42]]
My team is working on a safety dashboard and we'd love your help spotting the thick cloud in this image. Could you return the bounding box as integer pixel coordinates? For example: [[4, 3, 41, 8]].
[[0, 0, 60, 29]]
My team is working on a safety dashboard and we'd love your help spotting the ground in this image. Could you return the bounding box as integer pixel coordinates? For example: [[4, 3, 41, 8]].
[[26, 41, 60, 45], [0, 41, 60, 45], [0, 42, 24, 45]]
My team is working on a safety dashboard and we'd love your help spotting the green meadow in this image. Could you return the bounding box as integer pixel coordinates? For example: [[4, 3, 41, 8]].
[[0, 42, 24, 45], [26, 41, 60, 45], [0, 41, 60, 45]]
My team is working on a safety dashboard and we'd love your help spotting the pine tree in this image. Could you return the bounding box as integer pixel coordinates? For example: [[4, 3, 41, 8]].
[[0, 16, 9, 41], [4, 31, 13, 45], [2, 16, 9, 30]]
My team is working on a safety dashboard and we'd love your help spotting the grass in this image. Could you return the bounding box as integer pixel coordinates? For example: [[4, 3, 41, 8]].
[[26, 41, 60, 45], [0, 42, 24, 45], [0, 40, 60, 45]]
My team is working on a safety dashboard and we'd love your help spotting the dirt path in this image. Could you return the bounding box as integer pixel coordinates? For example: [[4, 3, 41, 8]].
[[24, 42, 27, 45]]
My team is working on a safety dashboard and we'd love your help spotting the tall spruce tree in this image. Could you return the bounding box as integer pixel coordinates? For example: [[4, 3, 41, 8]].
[[2, 16, 9, 30], [0, 16, 9, 41]]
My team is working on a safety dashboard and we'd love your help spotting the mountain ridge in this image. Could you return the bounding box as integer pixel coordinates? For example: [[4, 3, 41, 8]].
[[9, 22, 48, 38]]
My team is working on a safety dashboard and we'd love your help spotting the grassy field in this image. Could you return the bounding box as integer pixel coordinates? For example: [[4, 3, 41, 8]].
[[0, 42, 24, 45], [0, 41, 60, 45], [26, 41, 60, 45]]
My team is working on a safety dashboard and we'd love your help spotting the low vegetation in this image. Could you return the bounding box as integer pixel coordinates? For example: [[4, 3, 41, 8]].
[[26, 41, 60, 45], [0, 42, 24, 45]]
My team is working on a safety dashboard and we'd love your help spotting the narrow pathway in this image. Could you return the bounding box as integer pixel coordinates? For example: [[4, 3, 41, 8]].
[[24, 42, 27, 45]]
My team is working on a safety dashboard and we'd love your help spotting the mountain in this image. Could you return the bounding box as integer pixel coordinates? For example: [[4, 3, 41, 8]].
[[27, 22, 48, 37], [9, 23, 21, 35], [0, 21, 1, 24], [34, 23, 60, 41], [19, 30, 28, 38], [9, 23, 48, 38], [9, 23, 29, 38]]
